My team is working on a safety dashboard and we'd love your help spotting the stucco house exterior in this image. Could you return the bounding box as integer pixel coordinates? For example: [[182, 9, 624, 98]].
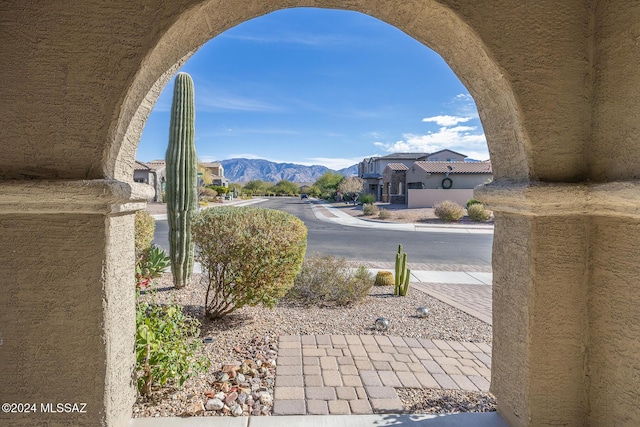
[[381, 163, 409, 203], [133, 160, 166, 202], [359, 150, 469, 200], [406, 161, 493, 207], [200, 161, 229, 187]]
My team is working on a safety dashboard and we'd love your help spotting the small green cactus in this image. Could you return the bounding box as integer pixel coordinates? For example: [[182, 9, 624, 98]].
[[374, 271, 394, 286], [394, 244, 411, 296]]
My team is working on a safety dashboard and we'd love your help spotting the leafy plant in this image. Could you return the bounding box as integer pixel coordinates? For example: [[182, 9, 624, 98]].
[[287, 254, 373, 306], [136, 293, 209, 395], [359, 193, 375, 205], [374, 271, 394, 286], [191, 206, 307, 319], [136, 246, 171, 289], [362, 203, 379, 216], [466, 199, 482, 209], [467, 203, 492, 221], [395, 244, 411, 296], [434, 200, 465, 222]]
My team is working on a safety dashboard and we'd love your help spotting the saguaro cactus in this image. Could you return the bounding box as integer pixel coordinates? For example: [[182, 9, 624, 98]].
[[166, 72, 197, 288], [394, 244, 411, 296]]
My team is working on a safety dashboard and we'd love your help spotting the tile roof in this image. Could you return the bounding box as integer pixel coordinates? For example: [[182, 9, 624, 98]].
[[385, 163, 409, 171], [412, 161, 492, 174], [135, 160, 166, 171], [134, 160, 151, 171]]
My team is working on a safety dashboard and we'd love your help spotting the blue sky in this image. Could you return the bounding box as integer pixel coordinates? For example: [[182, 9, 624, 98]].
[[136, 7, 488, 169]]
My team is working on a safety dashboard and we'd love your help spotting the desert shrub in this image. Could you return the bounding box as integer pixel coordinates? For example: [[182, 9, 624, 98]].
[[466, 199, 482, 209], [200, 187, 217, 199], [136, 294, 209, 395], [134, 211, 155, 259], [192, 207, 307, 319], [378, 208, 391, 220], [359, 193, 375, 204], [362, 203, 379, 216], [434, 200, 465, 222], [374, 271, 394, 286], [287, 254, 373, 306], [467, 203, 492, 222]]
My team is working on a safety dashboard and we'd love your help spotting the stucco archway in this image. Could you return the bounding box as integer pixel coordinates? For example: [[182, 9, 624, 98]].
[[109, 1, 532, 184], [2, 2, 640, 426]]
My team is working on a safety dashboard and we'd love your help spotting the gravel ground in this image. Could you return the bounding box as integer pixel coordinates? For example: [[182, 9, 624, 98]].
[[396, 388, 497, 413], [133, 272, 492, 418]]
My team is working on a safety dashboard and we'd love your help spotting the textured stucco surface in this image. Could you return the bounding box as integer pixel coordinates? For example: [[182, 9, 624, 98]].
[[0, 215, 109, 425], [590, 2, 640, 181], [588, 217, 640, 425], [1, 1, 640, 426]]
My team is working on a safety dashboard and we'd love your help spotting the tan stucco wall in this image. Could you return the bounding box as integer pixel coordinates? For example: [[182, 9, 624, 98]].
[[407, 189, 474, 209], [1, 1, 640, 426]]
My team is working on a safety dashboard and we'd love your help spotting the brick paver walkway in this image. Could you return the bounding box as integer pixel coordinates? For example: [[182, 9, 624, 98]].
[[273, 334, 492, 415], [412, 282, 492, 325]]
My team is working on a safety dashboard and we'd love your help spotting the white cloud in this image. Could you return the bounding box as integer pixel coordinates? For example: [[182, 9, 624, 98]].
[[421, 115, 473, 127], [375, 124, 488, 159], [372, 93, 489, 159]]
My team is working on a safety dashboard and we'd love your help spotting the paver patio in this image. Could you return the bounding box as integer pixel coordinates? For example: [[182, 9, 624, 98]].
[[272, 333, 492, 415]]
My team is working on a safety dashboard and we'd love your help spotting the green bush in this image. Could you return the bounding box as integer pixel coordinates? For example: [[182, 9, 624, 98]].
[[192, 207, 307, 319], [287, 255, 373, 306], [378, 208, 391, 220], [434, 200, 465, 222], [362, 203, 379, 216], [359, 193, 375, 205], [466, 199, 482, 209], [136, 294, 209, 395], [134, 211, 155, 259], [467, 203, 492, 221]]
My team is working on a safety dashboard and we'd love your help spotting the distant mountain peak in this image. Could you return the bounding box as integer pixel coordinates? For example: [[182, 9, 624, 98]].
[[218, 158, 357, 183]]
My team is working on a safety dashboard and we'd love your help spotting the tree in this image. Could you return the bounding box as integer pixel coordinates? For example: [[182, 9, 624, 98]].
[[197, 163, 213, 186], [313, 172, 344, 199], [243, 180, 269, 196], [338, 176, 364, 204], [272, 180, 299, 196]]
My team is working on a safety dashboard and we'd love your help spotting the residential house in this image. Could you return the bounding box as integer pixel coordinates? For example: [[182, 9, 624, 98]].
[[358, 149, 471, 201], [405, 160, 493, 207], [381, 163, 409, 203], [201, 162, 229, 187], [133, 160, 166, 202]]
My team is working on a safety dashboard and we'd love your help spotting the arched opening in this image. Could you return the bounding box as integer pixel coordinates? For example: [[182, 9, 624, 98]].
[[127, 4, 505, 421], [109, 1, 531, 184]]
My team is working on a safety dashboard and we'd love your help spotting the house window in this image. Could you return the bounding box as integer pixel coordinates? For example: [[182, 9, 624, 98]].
[[134, 178, 146, 183], [407, 182, 423, 189]]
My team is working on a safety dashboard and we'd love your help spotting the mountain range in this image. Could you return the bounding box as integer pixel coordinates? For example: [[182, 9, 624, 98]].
[[219, 158, 358, 183]]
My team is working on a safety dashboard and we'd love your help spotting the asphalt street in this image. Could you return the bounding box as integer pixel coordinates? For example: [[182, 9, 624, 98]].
[[153, 198, 493, 266]]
